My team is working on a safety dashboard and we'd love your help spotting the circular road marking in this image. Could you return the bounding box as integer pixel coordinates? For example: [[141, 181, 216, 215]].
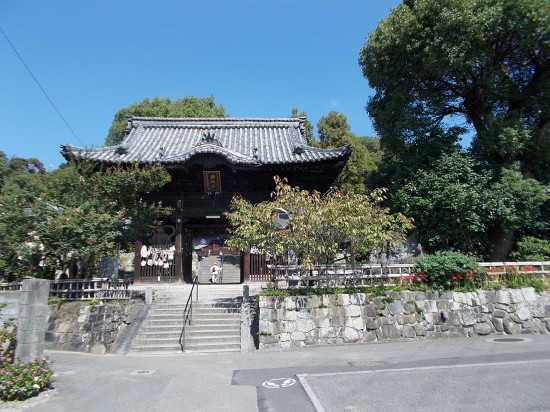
[[262, 378, 297, 389]]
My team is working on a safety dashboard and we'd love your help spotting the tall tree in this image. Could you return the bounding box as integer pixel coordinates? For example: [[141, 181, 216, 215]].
[[394, 151, 547, 258], [391, 150, 549, 260], [360, 0, 550, 258], [359, 0, 550, 182], [0, 160, 171, 280], [0, 152, 46, 190], [317, 112, 376, 193], [106, 96, 226, 146]]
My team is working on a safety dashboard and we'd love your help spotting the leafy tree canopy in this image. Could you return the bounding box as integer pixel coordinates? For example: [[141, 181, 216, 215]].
[[394, 151, 548, 258], [360, 0, 550, 182], [226, 177, 413, 268], [106, 96, 226, 146], [0, 151, 46, 190], [0, 160, 171, 281], [317, 111, 377, 193]]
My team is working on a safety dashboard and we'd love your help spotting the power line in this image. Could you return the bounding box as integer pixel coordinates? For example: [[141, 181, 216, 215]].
[[0, 24, 85, 147]]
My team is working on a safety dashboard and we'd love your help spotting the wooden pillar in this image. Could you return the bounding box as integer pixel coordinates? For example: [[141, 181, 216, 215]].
[[175, 229, 182, 283], [243, 251, 250, 282], [133, 240, 142, 284], [175, 196, 183, 283]]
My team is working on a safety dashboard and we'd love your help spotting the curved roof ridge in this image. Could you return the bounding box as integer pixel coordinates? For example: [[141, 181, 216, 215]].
[[164, 144, 259, 165], [129, 116, 300, 122]]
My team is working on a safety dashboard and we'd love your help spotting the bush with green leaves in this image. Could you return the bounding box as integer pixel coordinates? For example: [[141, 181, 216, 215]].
[[414, 251, 484, 292], [510, 236, 550, 261]]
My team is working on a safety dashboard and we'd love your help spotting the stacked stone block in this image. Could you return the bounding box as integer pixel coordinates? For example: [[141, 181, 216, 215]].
[[15, 280, 50, 361], [259, 288, 550, 350], [45, 300, 143, 354]]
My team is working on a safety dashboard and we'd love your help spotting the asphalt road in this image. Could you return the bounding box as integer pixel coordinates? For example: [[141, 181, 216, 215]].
[[3, 335, 550, 412]]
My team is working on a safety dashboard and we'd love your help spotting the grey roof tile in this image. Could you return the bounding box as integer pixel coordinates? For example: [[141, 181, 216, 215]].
[[61, 117, 351, 166]]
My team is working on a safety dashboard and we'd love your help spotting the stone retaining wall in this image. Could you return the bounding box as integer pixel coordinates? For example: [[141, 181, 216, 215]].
[[45, 300, 144, 354], [258, 288, 550, 349]]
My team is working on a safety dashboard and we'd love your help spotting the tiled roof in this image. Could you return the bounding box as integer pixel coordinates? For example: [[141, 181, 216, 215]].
[[61, 117, 352, 166]]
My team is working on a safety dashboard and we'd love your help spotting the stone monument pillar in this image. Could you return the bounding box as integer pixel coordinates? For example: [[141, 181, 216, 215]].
[[15, 279, 50, 361]]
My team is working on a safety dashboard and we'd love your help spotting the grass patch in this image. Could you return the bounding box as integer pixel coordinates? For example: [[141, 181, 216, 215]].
[[48, 301, 87, 321]]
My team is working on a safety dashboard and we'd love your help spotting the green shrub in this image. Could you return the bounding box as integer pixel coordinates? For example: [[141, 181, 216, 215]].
[[47, 296, 65, 306], [527, 278, 546, 293], [48, 301, 86, 321], [510, 236, 550, 261], [414, 251, 484, 292]]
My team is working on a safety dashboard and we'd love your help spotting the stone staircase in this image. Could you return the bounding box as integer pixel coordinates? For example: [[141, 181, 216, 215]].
[[198, 255, 241, 284], [185, 299, 241, 353], [127, 284, 260, 355]]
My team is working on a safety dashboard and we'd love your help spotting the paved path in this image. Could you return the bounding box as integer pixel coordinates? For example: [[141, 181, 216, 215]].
[[4, 335, 550, 411]]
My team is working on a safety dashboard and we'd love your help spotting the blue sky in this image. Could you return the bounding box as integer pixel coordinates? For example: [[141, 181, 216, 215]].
[[0, 0, 402, 170]]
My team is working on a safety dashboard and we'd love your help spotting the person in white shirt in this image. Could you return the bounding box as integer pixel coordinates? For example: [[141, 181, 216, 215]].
[[210, 264, 221, 283]]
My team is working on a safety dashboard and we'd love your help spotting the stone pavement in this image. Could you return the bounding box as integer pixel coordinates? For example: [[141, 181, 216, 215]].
[[3, 335, 550, 412]]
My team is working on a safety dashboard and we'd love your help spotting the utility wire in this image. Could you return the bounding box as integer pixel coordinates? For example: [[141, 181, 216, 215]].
[[0, 24, 85, 147]]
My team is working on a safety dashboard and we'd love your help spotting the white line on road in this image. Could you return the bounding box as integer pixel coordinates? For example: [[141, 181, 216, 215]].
[[297, 374, 326, 412], [297, 359, 550, 412]]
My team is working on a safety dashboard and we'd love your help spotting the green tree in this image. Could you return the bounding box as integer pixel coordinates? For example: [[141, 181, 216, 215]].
[[317, 112, 376, 193], [226, 177, 413, 268], [106, 96, 226, 146], [0, 152, 46, 191], [394, 152, 493, 254], [358, 136, 382, 165], [510, 236, 550, 261], [0, 161, 171, 280], [359, 0, 550, 182], [317, 111, 352, 149], [394, 151, 548, 258], [485, 166, 548, 259]]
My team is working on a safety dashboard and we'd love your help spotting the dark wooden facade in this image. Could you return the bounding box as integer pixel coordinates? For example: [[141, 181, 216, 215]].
[[62, 117, 351, 284]]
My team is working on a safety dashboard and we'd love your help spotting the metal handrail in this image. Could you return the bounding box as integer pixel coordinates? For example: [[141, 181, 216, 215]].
[[179, 275, 199, 352]]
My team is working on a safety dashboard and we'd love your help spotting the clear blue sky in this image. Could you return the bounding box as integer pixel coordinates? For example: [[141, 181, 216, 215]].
[[0, 0, 402, 170]]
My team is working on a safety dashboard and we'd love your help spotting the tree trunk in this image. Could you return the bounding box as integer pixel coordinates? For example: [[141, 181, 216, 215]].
[[490, 230, 514, 261]]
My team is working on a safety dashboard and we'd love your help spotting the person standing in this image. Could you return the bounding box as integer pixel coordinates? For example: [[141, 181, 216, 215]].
[[210, 264, 221, 283]]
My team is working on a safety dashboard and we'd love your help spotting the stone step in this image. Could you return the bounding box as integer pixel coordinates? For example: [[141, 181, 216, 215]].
[[131, 337, 241, 354], [185, 333, 240, 343], [139, 324, 182, 332], [128, 283, 253, 355], [194, 306, 241, 314], [142, 319, 184, 327], [134, 330, 234, 340], [132, 333, 182, 343], [156, 300, 241, 307], [186, 324, 240, 332], [130, 342, 182, 353], [192, 313, 240, 321], [135, 326, 239, 339], [193, 316, 239, 322], [184, 342, 240, 353]]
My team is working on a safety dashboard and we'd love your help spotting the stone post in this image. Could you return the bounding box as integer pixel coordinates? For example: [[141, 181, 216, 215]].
[[15, 279, 50, 361], [145, 287, 153, 304], [241, 285, 250, 353]]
